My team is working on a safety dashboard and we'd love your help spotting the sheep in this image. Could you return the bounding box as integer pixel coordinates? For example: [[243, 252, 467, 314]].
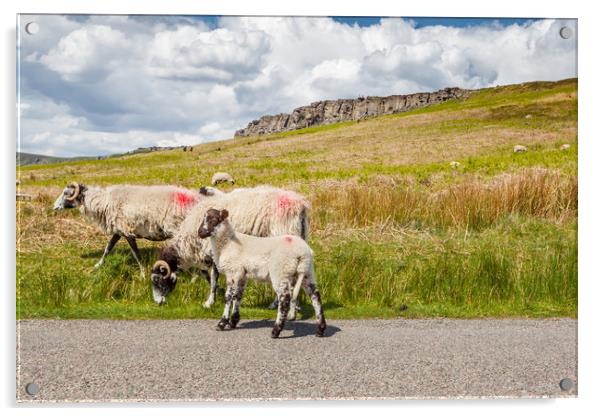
[[53, 183, 204, 276], [449, 161, 461, 169], [198, 208, 326, 338], [150, 185, 310, 308], [211, 172, 235, 186], [560, 144, 571, 150], [513, 145, 528, 153]]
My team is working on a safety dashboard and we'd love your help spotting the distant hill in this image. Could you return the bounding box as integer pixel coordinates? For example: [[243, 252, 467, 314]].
[[17, 145, 193, 167], [16, 152, 97, 166]]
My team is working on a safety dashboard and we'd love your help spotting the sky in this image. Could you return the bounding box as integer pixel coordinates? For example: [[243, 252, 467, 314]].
[[17, 15, 577, 157]]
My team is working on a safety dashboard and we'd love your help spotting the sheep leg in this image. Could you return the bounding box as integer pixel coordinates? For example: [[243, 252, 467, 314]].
[[94, 234, 121, 269], [229, 280, 246, 329], [269, 295, 301, 312], [217, 284, 236, 330], [203, 264, 220, 309], [124, 236, 145, 277], [304, 283, 327, 337], [271, 290, 291, 339]]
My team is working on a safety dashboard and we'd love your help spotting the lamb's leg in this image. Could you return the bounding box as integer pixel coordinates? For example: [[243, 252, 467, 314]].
[[94, 234, 121, 269], [229, 280, 246, 329], [269, 295, 301, 312], [203, 264, 220, 309], [271, 290, 291, 339], [304, 283, 327, 337], [217, 284, 235, 331], [124, 236, 145, 277]]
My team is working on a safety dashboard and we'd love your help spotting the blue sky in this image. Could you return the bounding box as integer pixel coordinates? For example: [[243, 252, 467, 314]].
[[18, 15, 576, 157]]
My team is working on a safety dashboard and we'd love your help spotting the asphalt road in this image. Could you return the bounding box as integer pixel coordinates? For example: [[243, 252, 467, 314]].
[[17, 318, 577, 402]]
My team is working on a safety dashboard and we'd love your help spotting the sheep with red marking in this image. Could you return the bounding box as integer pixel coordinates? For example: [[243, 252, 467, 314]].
[[197, 208, 326, 338], [53, 183, 207, 276], [150, 185, 310, 308]]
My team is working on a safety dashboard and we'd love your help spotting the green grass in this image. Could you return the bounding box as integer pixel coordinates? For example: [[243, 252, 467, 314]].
[[17, 217, 577, 320], [16, 78, 578, 320]]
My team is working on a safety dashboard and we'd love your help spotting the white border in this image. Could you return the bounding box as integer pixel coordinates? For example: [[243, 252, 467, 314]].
[[3, 0, 601, 415]]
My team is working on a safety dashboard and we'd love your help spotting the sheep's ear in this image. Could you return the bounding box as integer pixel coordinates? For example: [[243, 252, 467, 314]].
[[220, 209, 229, 220], [199, 186, 210, 195], [79, 183, 87, 193]]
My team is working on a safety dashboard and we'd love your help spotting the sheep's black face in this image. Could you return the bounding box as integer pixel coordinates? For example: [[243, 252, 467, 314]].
[[151, 268, 177, 305], [151, 247, 179, 305], [198, 208, 228, 238], [53, 182, 86, 210]]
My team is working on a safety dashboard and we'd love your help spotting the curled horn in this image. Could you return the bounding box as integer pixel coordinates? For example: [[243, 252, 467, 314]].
[[65, 182, 80, 202], [153, 260, 171, 278]]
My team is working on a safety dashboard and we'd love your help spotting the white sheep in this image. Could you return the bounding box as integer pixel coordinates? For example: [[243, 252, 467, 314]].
[[449, 161, 460, 169], [560, 144, 571, 150], [211, 172, 235, 186], [198, 208, 326, 338], [53, 183, 203, 276], [513, 145, 528, 153], [150, 185, 311, 308]]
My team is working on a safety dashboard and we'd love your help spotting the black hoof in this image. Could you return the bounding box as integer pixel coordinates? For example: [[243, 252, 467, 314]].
[[316, 325, 326, 337], [216, 318, 229, 331], [271, 327, 281, 338]]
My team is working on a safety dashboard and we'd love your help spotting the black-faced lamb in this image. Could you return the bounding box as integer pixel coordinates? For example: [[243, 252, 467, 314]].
[[53, 182, 203, 276], [150, 185, 310, 308], [198, 208, 326, 338]]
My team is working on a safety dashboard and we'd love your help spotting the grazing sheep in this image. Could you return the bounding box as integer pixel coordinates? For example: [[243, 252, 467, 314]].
[[211, 172, 235, 186], [525, 114, 533, 119], [450, 161, 461, 169], [150, 185, 310, 308], [199, 186, 224, 197], [198, 208, 326, 338], [53, 183, 203, 276], [513, 145, 528, 153], [560, 144, 571, 150]]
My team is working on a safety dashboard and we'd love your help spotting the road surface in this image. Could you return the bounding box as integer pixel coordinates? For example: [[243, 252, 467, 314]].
[[17, 318, 577, 402]]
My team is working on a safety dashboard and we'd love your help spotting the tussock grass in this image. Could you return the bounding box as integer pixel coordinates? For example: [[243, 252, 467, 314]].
[[313, 168, 577, 230]]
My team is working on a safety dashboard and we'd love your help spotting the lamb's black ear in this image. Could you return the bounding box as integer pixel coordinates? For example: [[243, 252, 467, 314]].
[[220, 209, 229, 220], [199, 186, 209, 195]]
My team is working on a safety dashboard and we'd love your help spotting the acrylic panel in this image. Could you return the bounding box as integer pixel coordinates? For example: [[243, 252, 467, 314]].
[[16, 14, 578, 402]]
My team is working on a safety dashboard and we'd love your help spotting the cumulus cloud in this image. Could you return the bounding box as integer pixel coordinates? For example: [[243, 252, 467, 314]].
[[18, 15, 577, 157]]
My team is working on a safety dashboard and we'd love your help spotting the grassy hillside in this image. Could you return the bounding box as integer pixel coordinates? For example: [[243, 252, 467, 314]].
[[16, 152, 95, 167], [16, 78, 578, 320]]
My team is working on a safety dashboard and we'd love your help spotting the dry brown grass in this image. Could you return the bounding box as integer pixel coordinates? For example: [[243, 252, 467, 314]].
[[312, 168, 577, 230]]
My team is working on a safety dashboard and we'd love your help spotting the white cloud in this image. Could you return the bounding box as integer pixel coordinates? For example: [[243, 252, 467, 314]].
[[19, 16, 577, 157], [38, 24, 132, 81]]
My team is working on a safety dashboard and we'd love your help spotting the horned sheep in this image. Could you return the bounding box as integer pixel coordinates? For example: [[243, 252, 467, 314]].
[[150, 185, 311, 308], [197, 208, 326, 338], [211, 172, 235, 186], [53, 183, 203, 276]]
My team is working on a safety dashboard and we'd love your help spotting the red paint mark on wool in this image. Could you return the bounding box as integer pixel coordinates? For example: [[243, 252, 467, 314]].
[[173, 190, 198, 209], [284, 236, 293, 244], [277, 193, 296, 214]]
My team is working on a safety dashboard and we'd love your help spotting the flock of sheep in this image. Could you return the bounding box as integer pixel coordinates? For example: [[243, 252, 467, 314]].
[[52, 173, 326, 338]]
